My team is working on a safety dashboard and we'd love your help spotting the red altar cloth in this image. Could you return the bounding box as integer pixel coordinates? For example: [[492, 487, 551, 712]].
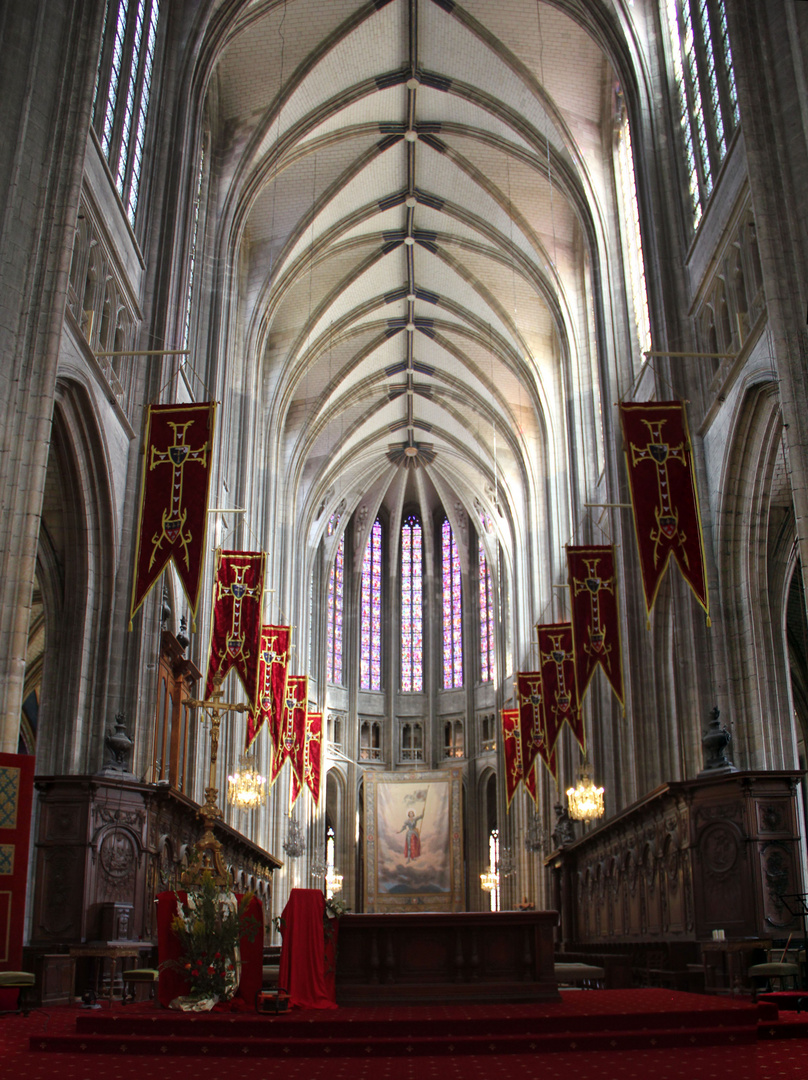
[[157, 890, 264, 1008], [278, 889, 338, 1009]]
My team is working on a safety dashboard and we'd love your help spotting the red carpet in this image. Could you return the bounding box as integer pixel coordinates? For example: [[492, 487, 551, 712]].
[[2, 990, 806, 1078]]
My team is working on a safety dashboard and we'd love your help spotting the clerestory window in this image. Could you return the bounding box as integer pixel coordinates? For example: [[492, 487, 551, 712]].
[[93, 0, 161, 226], [664, 0, 739, 228]]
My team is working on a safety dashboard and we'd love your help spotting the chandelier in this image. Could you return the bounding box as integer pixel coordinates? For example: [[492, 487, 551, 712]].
[[227, 753, 267, 811], [326, 867, 343, 894], [524, 813, 549, 853], [282, 815, 306, 858], [480, 866, 499, 892], [566, 762, 605, 822], [497, 846, 515, 879], [310, 846, 328, 880]]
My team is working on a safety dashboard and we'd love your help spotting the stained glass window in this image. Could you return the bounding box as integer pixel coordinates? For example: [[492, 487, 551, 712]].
[[442, 518, 463, 689], [401, 514, 423, 692], [94, 0, 161, 226], [326, 534, 344, 684], [360, 519, 382, 690], [665, 0, 739, 228], [479, 538, 496, 683]]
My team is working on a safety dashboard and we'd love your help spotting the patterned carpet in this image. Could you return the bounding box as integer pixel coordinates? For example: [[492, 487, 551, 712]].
[[1, 990, 806, 1078]]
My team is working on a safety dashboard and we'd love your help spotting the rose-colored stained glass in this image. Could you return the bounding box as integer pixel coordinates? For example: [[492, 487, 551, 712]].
[[479, 538, 496, 683], [326, 534, 344, 684], [361, 519, 382, 690], [401, 515, 423, 692], [442, 518, 463, 688]]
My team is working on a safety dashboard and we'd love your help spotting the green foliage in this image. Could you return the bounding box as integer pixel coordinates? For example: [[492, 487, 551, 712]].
[[167, 870, 258, 1001]]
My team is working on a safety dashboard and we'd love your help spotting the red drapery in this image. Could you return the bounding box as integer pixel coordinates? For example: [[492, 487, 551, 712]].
[[278, 889, 338, 1009], [156, 890, 264, 1009], [0, 753, 34, 1009]]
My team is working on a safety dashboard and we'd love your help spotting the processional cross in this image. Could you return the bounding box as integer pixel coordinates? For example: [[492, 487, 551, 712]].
[[184, 675, 250, 884]]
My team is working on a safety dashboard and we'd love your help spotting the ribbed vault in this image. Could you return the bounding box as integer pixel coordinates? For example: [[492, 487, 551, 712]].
[[201, 0, 619, 620]]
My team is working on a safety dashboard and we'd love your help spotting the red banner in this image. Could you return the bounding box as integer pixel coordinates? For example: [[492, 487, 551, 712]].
[[130, 402, 216, 629], [516, 671, 550, 778], [620, 400, 709, 620], [501, 708, 523, 809], [567, 545, 624, 707], [536, 622, 584, 751], [205, 550, 265, 704], [247, 625, 291, 756], [523, 746, 559, 801], [523, 760, 538, 807], [291, 711, 322, 807], [272, 674, 308, 787]]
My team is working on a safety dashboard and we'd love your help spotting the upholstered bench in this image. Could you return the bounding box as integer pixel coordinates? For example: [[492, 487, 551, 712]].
[[554, 961, 606, 989], [121, 968, 160, 1004], [0, 971, 36, 1015]]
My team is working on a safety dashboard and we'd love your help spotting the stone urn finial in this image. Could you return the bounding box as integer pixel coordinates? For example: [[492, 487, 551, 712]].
[[102, 713, 135, 776], [698, 706, 736, 777]]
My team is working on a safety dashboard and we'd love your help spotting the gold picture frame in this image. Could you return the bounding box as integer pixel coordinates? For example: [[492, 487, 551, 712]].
[[363, 769, 464, 913]]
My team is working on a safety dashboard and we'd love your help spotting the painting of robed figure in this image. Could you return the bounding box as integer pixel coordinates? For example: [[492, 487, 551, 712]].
[[363, 769, 464, 913]]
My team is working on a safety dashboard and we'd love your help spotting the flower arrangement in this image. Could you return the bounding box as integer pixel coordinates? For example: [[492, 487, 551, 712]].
[[168, 869, 258, 1003]]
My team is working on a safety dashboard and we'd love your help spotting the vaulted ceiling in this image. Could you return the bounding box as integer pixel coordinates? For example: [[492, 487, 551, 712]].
[[203, 0, 621, 589]]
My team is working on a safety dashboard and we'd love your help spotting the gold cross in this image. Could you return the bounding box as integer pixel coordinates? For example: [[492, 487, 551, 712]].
[[183, 675, 250, 884]]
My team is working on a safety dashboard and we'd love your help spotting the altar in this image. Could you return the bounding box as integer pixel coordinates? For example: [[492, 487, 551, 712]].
[[335, 910, 559, 1003]]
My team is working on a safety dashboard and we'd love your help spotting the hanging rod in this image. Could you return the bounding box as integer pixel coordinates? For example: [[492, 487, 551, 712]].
[[94, 348, 190, 358]]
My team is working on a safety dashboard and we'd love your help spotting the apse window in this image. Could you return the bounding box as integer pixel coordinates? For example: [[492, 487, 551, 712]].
[[360, 518, 383, 691], [401, 514, 423, 692], [93, 0, 161, 226], [664, 0, 739, 227], [442, 518, 463, 689]]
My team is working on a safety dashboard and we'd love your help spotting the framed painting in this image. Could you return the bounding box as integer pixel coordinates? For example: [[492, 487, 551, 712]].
[[363, 769, 464, 913]]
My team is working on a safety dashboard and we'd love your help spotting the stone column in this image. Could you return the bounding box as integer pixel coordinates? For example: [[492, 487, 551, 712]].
[[726, 3, 808, 625], [0, 0, 105, 751]]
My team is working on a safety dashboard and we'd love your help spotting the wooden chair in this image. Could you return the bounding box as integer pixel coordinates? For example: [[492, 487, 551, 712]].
[[747, 939, 802, 996], [121, 967, 160, 1004]]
